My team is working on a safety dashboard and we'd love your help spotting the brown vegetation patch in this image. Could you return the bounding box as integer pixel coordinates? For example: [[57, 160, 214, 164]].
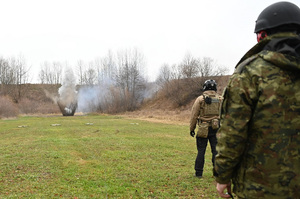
[[120, 107, 191, 125], [0, 95, 19, 118]]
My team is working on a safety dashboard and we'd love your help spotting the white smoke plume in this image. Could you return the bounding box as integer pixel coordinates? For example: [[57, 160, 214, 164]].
[[77, 77, 114, 113], [57, 67, 78, 115]]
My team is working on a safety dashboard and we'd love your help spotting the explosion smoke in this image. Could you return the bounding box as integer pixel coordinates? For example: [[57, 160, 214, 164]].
[[57, 67, 78, 116], [77, 77, 114, 113]]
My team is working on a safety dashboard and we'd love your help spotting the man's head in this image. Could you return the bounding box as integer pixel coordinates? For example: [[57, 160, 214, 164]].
[[255, 1, 300, 42], [203, 79, 217, 91]]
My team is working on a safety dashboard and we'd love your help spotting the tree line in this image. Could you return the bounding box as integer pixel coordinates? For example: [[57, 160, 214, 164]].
[[0, 49, 229, 114]]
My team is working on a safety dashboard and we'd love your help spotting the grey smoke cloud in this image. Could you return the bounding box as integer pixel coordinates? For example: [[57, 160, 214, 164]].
[[57, 67, 78, 116], [77, 77, 114, 113]]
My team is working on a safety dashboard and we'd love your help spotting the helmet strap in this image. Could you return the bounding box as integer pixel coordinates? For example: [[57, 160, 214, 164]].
[[257, 31, 268, 42]]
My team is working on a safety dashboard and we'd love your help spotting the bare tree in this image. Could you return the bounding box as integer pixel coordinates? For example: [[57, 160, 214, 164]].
[[83, 64, 97, 85], [156, 63, 172, 87], [212, 64, 229, 76], [172, 63, 186, 80], [39, 61, 62, 84], [155, 54, 230, 107], [197, 57, 228, 77], [3, 55, 31, 103], [39, 62, 50, 84], [52, 62, 62, 84], [179, 53, 199, 78], [0, 57, 14, 85], [76, 60, 86, 85], [114, 48, 146, 111], [95, 51, 116, 84], [198, 57, 213, 77], [76, 49, 147, 113], [75, 61, 98, 85]]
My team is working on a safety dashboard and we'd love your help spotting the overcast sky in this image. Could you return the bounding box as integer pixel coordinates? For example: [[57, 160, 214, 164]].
[[1, 0, 298, 82]]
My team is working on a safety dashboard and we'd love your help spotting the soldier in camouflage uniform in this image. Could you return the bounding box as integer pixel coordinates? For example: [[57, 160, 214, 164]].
[[214, 2, 300, 198], [190, 80, 223, 178]]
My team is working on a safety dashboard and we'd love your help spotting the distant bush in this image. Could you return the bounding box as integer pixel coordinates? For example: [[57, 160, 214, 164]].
[[155, 76, 231, 108], [18, 98, 38, 114], [35, 102, 60, 114], [18, 97, 60, 115], [0, 96, 19, 118]]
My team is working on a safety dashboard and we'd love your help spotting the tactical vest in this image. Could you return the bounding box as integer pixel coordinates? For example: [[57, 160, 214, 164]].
[[199, 93, 221, 122]]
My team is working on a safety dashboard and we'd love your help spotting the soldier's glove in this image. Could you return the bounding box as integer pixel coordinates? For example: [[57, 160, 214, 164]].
[[190, 130, 195, 137]]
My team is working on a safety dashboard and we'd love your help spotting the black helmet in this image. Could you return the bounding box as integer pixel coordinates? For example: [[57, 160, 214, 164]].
[[203, 79, 217, 91], [254, 1, 300, 33]]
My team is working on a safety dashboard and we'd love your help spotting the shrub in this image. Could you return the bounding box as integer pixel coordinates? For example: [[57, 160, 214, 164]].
[[0, 96, 19, 118], [18, 98, 60, 115], [35, 102, 60, 114], [18, 98, 38, 114]]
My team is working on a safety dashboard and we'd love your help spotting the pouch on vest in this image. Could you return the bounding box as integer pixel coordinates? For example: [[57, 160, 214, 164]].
[[211, 118, 219, 130], [197, 123, 209, 138]]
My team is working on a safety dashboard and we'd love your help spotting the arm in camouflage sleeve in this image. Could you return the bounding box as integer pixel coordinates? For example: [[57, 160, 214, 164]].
[[214, 68, 259, 184]]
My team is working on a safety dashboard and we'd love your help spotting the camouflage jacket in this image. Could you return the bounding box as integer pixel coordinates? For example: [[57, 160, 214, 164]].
[[214, 33, 300, 199]]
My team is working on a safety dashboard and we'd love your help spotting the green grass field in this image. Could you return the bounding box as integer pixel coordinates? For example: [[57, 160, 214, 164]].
[[0, 114, 220, 198]]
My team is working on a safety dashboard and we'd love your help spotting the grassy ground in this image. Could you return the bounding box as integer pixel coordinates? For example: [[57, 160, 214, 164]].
[[0, 114, 220, 198]]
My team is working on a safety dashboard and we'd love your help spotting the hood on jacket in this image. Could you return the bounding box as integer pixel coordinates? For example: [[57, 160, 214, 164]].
[[236, 32, 300, 72]]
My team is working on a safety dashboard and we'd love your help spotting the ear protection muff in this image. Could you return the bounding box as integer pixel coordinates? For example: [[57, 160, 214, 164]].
[[257, 31, 267, 42]]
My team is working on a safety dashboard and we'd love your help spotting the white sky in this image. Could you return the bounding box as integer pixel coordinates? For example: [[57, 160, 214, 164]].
[[1, 0, 298, 82]]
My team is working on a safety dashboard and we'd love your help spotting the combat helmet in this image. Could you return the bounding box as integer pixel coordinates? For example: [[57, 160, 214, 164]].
[[255, 1, 300, 33], [203, 79, 217, 91]]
